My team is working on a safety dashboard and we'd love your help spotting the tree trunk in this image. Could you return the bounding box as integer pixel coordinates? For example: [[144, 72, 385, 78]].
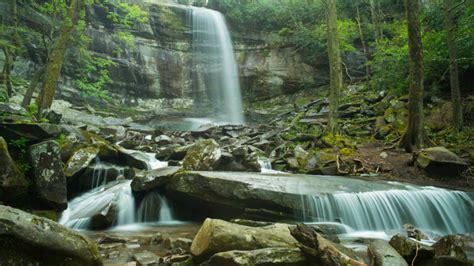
[[37, 0, 83, 112], [22, 66, 45, 108], [369, 0, 382, 42], [2, 48, 13, 97], [356, 6, 371, 85], [399, 0, 424, 153], [444, 0, 463, 132], [326, 0, 342, 134]]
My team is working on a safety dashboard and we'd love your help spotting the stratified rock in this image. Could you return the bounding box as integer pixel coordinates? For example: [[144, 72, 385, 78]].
[[0, 204, 102, 265], [0, 137, 29, 204], [64, 146, 100, 179], [432, 235, 467, 260], [415, 147, 468, 177], [182, 139, 221, 170], [131, 166, 180, 192], [202, 248, 307, 266], [0, 122, 61, 142], [368, 239, 408, 266], [289, 224, 365, 266], [190, 218, 298, 262], [29, 140, 67, 209], [389, 234, 435, 263]]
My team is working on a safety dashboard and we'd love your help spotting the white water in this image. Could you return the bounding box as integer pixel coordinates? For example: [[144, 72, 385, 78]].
[[257, 158, 284, 174], [301, 187, 473, 234], [191, 6, 244, 124], [137, 190, 179, 224], [90, 162, 125, 188]]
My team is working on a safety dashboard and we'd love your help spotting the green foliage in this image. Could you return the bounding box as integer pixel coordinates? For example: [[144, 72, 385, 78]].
[[9, 137, 28, 150], [56, 133, 66, 146]]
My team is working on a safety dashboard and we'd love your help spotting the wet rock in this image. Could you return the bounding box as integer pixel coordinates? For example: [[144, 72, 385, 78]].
[[368, 239, 408, 266], [191, 218, 298, 262], [131, 166, 181, 192], [133, 251, 160, 265], [0, 205, 101, 265], [230, 219, 275, 227], [149, 233, 164, 245], [414, 147, 468, 177], [432, 235, 467, 260], [156, 144, 193, 161], [97, 235, 128, 244], [182, 139, 221, 170], [0, 122, 61, 142], [64, 146, 100, 179], [389, 234, 435, 263], [154, 134, 174, 146], [0, 137, 29, 204], [203, 248, 307, 266], [118, 148, 153, 170], [29, 140, 67, 209]]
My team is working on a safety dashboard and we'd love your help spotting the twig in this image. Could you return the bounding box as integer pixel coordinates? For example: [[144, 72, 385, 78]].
[[411, 244, 419, 266]]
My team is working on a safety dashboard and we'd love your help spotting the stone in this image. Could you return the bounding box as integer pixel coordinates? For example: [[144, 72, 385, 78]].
[[0, 204, 101, 265], [432, 235, 467, 260], [182, 139, 222, 171], [0, 122, 61, 142], [64, 146, 100, 179], [389, 234, 435, 263], [29, 140, 67, 209], [172, 237, 193, 252], [203, 248, 307, 266], [368, 239, 408, 266], [154, 134, 174, 146], [41, 109, 62, 124], [133, 251, 160, 265], [0, 137, 29, 204], [131, 166, 181, 192], [415, 147, 468, 177], [190, 218, 298, 262]]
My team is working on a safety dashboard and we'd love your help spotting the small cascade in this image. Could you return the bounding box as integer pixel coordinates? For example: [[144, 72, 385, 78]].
[[90, 162, 126, 189], [191, 6, 244, 124], [258, 158, 284, 174], [301, 188, 473, 234], [137, 191, 179, 224], [60, 180, 136, 229]]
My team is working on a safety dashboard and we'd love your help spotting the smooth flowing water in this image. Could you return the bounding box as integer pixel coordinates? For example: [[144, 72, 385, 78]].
[[301, 187, 473, 234], [191, 6, 244, 124], [137, 190, 177, 224]]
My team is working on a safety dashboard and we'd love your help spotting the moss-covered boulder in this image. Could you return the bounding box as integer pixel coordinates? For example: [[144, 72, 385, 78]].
[[0, 137, 29, 204], [64, 146, 100, 179], [203, 248, 307, 266], [29, 140, 67, 209], [0, 204, 102, 265], [389, 234, 434, 264], [414, 147, 468, 177], [182, 139, 222, 170], [432, 235, 467, 260]]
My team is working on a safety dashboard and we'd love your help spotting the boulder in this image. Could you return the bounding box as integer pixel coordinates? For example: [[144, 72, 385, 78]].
[[203, 248, 307, 266], [132, 251, 160, 265], [432, 235, 467, 260], [0, 137, 29, 204], [154, 134, 174, 145], [29, 140, 67, 209], [64, 146, 100, 179], [182, 139, 221, 170], [131, 166, 180, 192], [415, 147, 468, 177], [368, 239, 408, 266], [0, 122, 61, 142], [190, 218, 298, 262], [389, 234, 435, 263], [0, 205, 102, 265]]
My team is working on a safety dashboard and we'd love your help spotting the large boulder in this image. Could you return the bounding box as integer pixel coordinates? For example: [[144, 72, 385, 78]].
[[29, 140, 67, 209], [415, 147, 468, 177], [182, 139, 222, 170], [131, 166, 181, 192], [191, 218, 298, 262], [203, 248, 307, 266], [432, 235, 467, 260], [0, 122, 61, 142], [389, 234, 435, 264], [0, 204, 102, 265], [368, 239, 408, 266], [64, 146, 100, 179], [0, 137, 29, 204]]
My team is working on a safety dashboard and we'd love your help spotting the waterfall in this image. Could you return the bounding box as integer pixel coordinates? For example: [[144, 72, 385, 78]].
[[301, 188, 473, 234], [191, 6, 244, 124], [90, 162, 125, 189], [137, 190, 178, 224]]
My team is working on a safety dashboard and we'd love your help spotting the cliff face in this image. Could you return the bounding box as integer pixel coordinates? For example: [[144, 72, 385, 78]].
[[4, 1, 325, 115]]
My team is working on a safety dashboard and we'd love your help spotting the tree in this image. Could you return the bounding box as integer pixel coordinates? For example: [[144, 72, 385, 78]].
[[443, 0, 463, 132], [1, 0, 21, 99], [37, 0, 84, 113], [326, 0, 343, 134], [399, 0, 424, 152]]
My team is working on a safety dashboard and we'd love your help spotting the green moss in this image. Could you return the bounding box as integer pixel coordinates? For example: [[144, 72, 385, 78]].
[[340, 147, 355, 156], [30, 210, 60, 221]]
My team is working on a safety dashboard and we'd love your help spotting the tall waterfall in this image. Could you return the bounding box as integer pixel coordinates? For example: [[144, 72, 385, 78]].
[[301, 188, 473, 234], [191, 7, 244, 124]]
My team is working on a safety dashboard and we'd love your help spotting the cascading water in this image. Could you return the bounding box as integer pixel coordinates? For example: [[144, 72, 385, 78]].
[[137, 190, 178, 224], [301, 187, 473, 234], [191, 6, 244, 124]]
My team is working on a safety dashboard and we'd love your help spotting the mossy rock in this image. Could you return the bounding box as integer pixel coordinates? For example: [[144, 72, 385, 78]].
[[182, 139, 222, 171], [0, 136, 29, 204], [415, 147, 468, 177], [30, 210, 60, 222]]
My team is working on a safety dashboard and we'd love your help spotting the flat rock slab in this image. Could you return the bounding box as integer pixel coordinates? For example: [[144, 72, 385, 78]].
[[0, 122, 61, 142]]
